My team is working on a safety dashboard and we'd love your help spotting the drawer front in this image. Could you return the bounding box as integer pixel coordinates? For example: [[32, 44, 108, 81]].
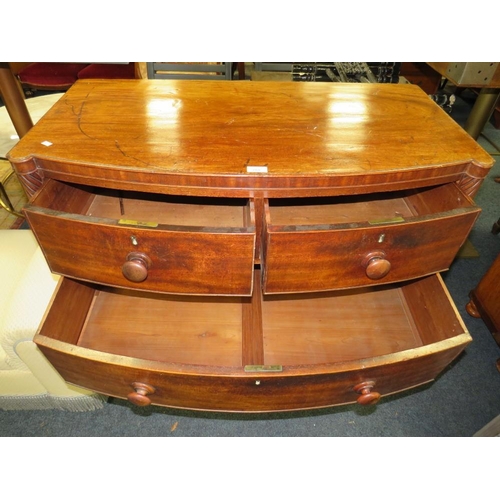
[[36, 335, 469, 412], [26, 209, 255, 295], [263, 207, 480, 294], [35, 275, 471, 412]]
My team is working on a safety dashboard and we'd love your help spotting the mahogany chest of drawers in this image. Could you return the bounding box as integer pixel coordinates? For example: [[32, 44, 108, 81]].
[[8, 79, 493, 412]]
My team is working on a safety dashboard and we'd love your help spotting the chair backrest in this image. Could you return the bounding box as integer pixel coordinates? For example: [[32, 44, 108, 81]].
[[147, 62, 234, 80], [254, 62, 293, 72]]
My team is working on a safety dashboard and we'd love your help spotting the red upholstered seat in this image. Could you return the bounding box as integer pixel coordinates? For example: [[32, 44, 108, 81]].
[[77, 63, 136, 79], [17, 63, 89, 90], [17, 63, 136, 92]]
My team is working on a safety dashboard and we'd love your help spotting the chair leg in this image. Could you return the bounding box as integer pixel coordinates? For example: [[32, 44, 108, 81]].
[[492, 218, 500, 235], [0, 194, 24, 218], [0, 157, 25, 219], [0, 182, 24, 218]]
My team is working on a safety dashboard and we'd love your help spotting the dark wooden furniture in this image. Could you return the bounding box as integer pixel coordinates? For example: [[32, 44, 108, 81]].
[[7, 79, 494, 412], [492, 218, 500, 235], [467, 252, 500, 371], [400, 62, 442, 94]]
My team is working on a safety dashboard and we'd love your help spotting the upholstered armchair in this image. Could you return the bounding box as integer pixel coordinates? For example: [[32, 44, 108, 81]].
[[0, 229, 106, 411]]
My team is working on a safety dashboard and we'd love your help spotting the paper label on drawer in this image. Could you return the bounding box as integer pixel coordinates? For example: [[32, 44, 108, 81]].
[[246, 166, 268, 173], [118, 219, 158, 228]]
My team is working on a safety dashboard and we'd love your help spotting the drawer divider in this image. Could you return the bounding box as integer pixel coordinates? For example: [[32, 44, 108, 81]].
[[242, 270, 264, 366]]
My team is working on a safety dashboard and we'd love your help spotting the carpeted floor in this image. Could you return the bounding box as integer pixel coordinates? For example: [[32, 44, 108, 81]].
[[1, 81, 499, 437]]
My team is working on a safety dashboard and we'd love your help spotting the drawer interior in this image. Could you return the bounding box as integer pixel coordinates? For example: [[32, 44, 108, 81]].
[[262, 276, 463, 364], [31, 179, 251, 228], [39, 273, 467, 369], [81, 290, 244, 366], [267, 183, 475, 226]]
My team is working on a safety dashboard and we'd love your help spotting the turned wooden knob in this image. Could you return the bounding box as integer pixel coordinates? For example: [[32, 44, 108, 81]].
[[127, 382, 155, 406], [353, 381, 381, 405], [122, 252, 152, 282], [362, 251, 391, 280]]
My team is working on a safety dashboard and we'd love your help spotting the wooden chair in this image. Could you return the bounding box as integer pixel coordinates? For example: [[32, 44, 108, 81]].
[[147, 62, 235, 80], [13, 62, 138, 95]]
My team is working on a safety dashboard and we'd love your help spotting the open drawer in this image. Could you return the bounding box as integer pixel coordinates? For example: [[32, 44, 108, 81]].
[[24, 179, 256, 296], [263, 182, 480, 293], [35, 273, 471, 412]]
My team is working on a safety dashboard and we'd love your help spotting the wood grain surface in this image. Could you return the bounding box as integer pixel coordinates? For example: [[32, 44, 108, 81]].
[[8, 80, 493, 197]]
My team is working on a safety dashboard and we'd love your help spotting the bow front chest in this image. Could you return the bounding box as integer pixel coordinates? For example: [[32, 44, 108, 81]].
[[8, 79, 493, 411]]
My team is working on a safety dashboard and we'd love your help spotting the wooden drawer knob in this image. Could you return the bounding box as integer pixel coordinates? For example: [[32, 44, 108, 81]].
[[122, 252, 152, 283], [127, 382, 156, 406], [362, 251, 391, 280], [353, 381, 381, 405]]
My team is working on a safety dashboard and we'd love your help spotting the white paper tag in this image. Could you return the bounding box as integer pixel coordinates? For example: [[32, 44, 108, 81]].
[[246, 165, 268, 173], [41, 141, 53, 147]]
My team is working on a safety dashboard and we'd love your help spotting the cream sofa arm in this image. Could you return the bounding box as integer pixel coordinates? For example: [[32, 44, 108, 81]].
[[15, 340, 98, 397], [0, 236, 60, 370], [0, 230, 106, 410]]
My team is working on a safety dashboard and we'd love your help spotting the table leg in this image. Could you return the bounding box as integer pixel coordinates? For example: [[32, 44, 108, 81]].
[[464, 88, 500, 140], [0, 63, 33, 138]]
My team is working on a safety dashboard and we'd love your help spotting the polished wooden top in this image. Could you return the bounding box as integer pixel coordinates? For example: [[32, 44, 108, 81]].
[[8, 79, 493, 196]]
